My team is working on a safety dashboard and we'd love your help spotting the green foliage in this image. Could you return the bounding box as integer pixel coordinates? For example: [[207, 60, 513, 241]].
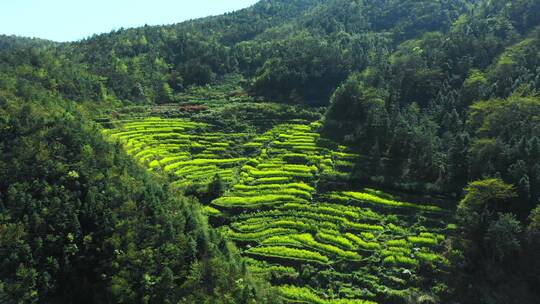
[[383, 256, 419, 267], [323, 73, 387, 145], [213, 194, 308, 208], [280, 285, 376, 304], [0, 100, 276, 303], [345, 233, 380, 250], [246, 246, 330, 264], [526, 204, 540, 242], [334, 192, 442, 212], [4, 0, 540, 302], [484, 213, 522, 261], [316, 232, 355, 251], [468, 96, 540, 206], [459, 179, 517, 210], [251, 33, 350, 104], [462, 69, 488, 103], [457, 178, 517, 233], [453, 178, 536, 303], [207, 173, 225, 200], [317, 4, 540, 203], [407, 236, 439, 247]]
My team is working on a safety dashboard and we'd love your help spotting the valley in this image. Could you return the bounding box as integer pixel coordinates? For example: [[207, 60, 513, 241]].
[[103, 102, 454, 303], [2, 0, 540, 302]]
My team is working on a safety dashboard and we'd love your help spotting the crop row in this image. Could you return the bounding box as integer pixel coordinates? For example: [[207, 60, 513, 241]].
[[106, 117, 256, 189], [280, 285, 377, 304], [329, 192, 443, 212], [231, 217, 336, 234], [246, 246, 330, 264], [260, 233, 361, 261], [213, 194, 309, 208]]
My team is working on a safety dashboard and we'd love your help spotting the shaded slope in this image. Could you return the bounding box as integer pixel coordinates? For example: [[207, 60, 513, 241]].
[[0, 100, 276, 303]]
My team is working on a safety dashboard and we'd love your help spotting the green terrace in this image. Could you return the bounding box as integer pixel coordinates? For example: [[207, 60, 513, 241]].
[[104, 117, 454, 304], [103, 117, 251, 189]]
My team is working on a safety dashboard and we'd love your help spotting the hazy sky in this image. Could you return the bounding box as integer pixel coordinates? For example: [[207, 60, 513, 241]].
[[0, 0, 260, 42]]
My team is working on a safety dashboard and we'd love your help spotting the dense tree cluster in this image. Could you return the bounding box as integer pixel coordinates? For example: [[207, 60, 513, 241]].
[[452, 178, 540, 303], [317, 2, 540, 301], [0, 97, 276, 303], [322, 2, 540, 201], [0, 1, 473, 105]]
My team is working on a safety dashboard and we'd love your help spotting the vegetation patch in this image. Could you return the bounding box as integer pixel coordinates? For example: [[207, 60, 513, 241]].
[[106, 117, 453, 303]]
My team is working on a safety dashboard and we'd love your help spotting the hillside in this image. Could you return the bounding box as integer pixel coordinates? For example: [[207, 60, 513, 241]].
[[101, 109, 455, 303], [1, 0, 540, 303], [0, 99, 278, 303]]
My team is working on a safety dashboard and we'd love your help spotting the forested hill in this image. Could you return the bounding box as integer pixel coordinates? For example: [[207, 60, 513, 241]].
[[0, 35, 56, 51], [5, 0, 540, 105], [3, 0, 540, 198], [59, 0, 476, 104], [2, 0, 540, 303]]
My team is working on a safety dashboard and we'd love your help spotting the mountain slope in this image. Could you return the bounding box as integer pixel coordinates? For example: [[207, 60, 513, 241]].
[[53, 0, 475, 105], [0, 88, 276, 303], [103, 114, 456, 303], [1, 0, 540, 303]]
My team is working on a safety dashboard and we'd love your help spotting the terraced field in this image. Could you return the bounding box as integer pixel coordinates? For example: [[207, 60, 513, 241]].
[[103, 118, 249, 189], [104, 116, 454, 304]]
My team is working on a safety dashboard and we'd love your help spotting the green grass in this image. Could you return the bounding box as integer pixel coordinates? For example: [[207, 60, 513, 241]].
[[213, 194, 308, 208], [385, 239, 411, 248], [407, 236, 440, 246], [202, 206, 222, 217], [233, 215, 339, 231], [228, 228, 298, 242], [383, 255, 419, 267], [415, 251, 449, 265], [233, 182, 315, 192], [263, 234, 361, 261], [251, 177, 291, 184], [164, 158, 246, 172], [280, 285, 377, 304], [249, 169, 313, 179], [232, 219, 312, 233], [316, 231, 355, 250], [234, 188, 313, 200], [333, 192, 443, 212], [345, 233, 381, 250], [246, 246, 330, 264]]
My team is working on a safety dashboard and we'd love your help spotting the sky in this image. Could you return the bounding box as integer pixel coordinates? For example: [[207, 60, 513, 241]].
[[0, 0, 260, 42]]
